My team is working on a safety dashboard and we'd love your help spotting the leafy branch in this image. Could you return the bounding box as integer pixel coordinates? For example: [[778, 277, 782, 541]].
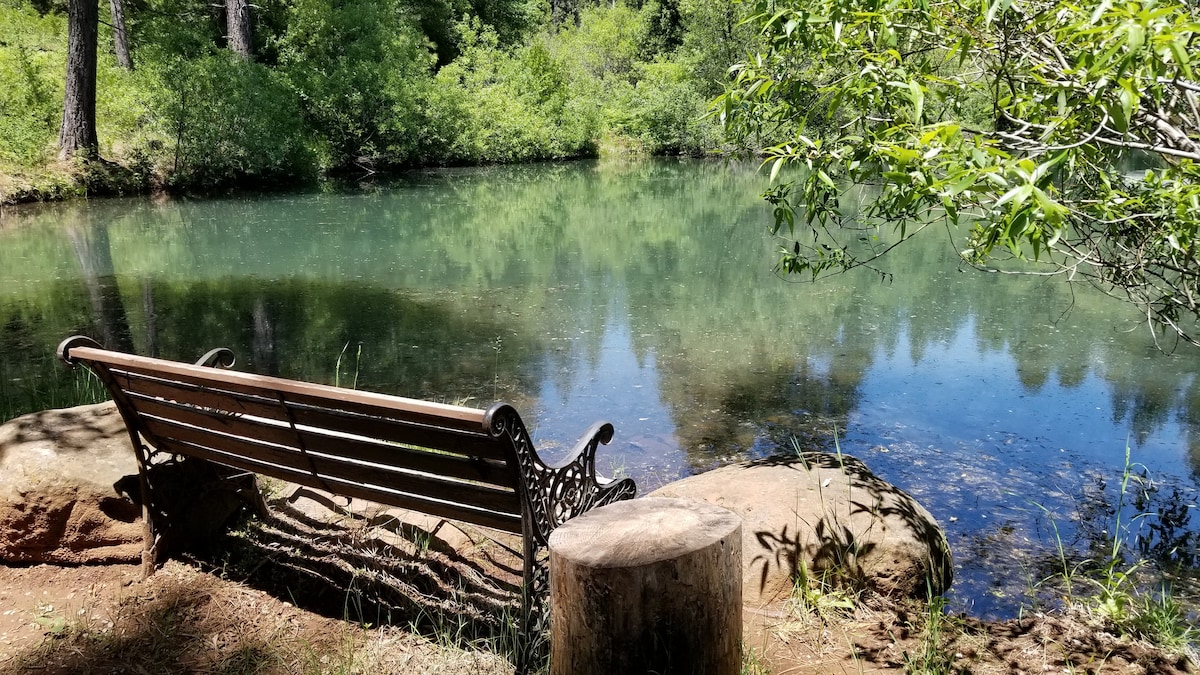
[[718, 0, 1200, 346]]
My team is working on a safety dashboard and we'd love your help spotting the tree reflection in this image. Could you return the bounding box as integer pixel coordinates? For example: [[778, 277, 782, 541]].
[[64, 206, 133, 353], [2, 159, 1200, 482]]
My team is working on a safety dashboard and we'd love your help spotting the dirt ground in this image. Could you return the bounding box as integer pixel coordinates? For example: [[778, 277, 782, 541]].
[[0, 555, 1195, 674], [0, 560, 514, 674]]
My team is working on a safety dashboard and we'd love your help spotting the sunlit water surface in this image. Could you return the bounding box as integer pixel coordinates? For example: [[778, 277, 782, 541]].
[[2, 159, 1197, 617]]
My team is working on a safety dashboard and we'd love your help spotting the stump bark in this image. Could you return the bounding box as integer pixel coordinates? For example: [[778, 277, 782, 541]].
[[549, 497, 742, 675]]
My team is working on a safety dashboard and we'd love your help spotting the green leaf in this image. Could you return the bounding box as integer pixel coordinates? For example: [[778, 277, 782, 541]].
[[1118, 81, 1136, 127], [1167, 40, 1193, 79], [996, 184, 1032, 208], [1047, 225, 1064, 248], [908, 80, 924, 123], [985, 0, 1013, 26], [1125, 22, 1144, 54], [769, 156, 787, 184], [947, 172, 976, 195], [1107, 100, 1129, 133]]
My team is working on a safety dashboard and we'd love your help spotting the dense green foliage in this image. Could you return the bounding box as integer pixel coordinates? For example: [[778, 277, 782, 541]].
[[0, 5, 64, 166], [0, 0, 750, 192], [719, 0, 1200, 345]]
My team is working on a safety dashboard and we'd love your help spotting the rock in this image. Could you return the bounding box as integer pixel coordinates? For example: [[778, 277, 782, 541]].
[[649, 453, 952, 606], [0, 402, 143, 564], [0, 481, 143, 564], [0, 401, 136, 500]]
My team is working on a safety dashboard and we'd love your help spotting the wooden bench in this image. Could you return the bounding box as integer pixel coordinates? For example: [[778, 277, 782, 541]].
[[57, 335, 636, 652]]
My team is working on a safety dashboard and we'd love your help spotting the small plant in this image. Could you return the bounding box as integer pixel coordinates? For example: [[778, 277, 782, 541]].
[[33, 603, 69, 637], [788, 559, 856, 620], [740, 643, 770, 675], [901, 593, 962, 675], [492, 336, 503, 401], [74, 367, 109, 405], [1031, 499, 1082, 602], [1035, 444, 1198, 659], [1086, 445, 1152, 624]]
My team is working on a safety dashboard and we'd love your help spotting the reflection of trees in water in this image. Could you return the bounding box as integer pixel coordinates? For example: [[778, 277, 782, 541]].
[[130, 280, 547, 408], [1072, 468, 1198, 571], [251, 296, 278, 376], [1185, 391, 1200, 478], [653, 350, 868, 472], [0, 277, 550, 421], [65, 207, 134, 354], [4, 159, 1200, 478]]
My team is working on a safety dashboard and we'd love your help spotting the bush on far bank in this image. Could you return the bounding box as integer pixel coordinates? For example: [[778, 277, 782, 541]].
[[0, 1, 747, 200]]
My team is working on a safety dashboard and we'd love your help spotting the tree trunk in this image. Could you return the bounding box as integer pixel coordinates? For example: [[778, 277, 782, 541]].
[[110, 0, 133, 70], [226, 0, 252, 60], [59, 0, 99, 160], [549, 497, 743, 675]]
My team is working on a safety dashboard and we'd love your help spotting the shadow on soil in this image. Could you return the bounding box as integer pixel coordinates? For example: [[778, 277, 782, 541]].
[[2, 483, 530, 674], [206, 487, 528, 650]]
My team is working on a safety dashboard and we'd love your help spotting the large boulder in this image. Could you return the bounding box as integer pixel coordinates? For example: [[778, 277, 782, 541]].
[[0, 402, 142, 564], [650, 453, 952, 606], [0, 401, 136, 499]]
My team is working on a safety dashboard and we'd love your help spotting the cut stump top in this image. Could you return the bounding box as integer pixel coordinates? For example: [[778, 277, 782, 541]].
[[549, 496, 741, 569]]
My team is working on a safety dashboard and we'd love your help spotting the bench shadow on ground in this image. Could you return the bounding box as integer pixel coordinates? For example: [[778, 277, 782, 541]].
[[199, 486, 528, 649], [1, 482, 527, 674]]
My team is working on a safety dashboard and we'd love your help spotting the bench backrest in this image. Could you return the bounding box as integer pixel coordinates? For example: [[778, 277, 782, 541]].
[[62, 343, 529, 535]]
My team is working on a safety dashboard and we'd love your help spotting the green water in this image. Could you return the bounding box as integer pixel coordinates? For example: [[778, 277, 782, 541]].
[[1, 158, 1197, 616]]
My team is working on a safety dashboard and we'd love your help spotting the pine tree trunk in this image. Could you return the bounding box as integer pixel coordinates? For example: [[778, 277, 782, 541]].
[[226, 0, 252, 60], [59, 0, 99, 160], [110, 0, 133, 70]]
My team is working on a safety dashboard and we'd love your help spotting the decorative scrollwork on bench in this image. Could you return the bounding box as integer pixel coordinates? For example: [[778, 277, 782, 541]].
[[484, 404, 637, 548]]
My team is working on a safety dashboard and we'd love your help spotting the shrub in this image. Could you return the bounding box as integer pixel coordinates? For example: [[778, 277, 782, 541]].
[[0, 6, 64, 166], [275, 0, 433, 170], [423, 18, 599, 164], [145, 53, 315, 189], [607, 60, 718, 156]]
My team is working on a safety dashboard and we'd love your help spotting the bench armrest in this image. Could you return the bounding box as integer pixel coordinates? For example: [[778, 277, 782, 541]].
[[485, 405, 637, 546], [539, 420, 638, 531]]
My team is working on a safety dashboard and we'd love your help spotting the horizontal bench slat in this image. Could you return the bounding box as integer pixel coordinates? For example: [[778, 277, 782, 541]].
[[127, 394, 517, 488], [137, 415, 524, 516], [72, 346, 489, 433], [154, 436, 524, 533], [112, 370, 510, 462]]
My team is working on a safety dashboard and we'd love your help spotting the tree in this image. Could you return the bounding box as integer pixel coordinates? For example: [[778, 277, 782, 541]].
[[226, 0, 252, 59], [718, 0, 1200, 346], [110, 0, 133, 70], [58, 0, 99, 160]]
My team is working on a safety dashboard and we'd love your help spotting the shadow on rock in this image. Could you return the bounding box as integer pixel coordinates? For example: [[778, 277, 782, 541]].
[[651, 451, 953, 606]]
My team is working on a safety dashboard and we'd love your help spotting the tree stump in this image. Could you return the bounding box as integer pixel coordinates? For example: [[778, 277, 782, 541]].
[[549, 496, 742, 675]]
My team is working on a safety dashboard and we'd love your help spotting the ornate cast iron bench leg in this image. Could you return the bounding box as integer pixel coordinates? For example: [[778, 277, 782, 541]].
[[487, 407, 637, 672]]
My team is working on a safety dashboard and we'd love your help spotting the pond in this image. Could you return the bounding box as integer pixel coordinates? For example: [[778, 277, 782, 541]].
[[1, 158, 1197, 617]]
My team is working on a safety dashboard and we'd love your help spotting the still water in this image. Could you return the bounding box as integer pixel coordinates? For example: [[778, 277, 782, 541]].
[[1, 159, 1197, 616]]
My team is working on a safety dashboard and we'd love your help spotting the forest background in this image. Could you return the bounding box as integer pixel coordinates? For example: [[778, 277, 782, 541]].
[[0, 0, 756, 197]]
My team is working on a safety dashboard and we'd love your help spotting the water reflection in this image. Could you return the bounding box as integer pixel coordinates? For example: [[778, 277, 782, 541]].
[[1, 158, 1198, 616]]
